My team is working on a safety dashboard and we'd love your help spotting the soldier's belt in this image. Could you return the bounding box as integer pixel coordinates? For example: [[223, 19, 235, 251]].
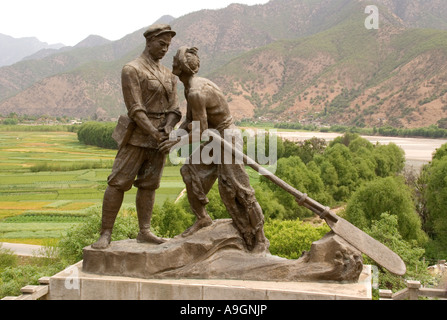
[[146, 112, 167, 119]]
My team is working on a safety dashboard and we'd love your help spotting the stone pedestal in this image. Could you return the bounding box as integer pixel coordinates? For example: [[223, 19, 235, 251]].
[[58, 219, 370, 300], [47, 261, 372, 300]]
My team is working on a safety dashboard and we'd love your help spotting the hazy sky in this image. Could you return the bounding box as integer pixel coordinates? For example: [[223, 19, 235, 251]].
[[0, 0, 269, 46]]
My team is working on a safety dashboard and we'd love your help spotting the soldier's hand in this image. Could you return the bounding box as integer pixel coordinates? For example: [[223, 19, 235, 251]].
[[159, 139, 178, 154], [163, 125, 174, 135], [151, 130, 165, 143], [157, 128, 170, 142]]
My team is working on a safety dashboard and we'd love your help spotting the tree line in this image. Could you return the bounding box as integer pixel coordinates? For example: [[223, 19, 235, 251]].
[[77, 122, 118, 150]]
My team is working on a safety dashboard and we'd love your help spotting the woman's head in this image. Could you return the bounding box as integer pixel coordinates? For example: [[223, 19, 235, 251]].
[[173, 46, 200, 76]]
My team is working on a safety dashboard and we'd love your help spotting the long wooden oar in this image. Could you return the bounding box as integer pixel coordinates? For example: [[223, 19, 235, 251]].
[[208, 130, 406, 276]]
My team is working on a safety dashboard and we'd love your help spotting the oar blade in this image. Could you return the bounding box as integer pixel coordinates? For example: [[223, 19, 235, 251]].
[[326, 216, 406, 276]]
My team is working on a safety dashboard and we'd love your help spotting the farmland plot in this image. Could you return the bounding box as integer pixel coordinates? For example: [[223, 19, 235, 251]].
[[0, 131, 185, 244]]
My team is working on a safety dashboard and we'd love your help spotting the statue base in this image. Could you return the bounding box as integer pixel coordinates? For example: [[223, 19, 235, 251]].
[[48, 219, 370, 300], [47, 261, 372, 300]]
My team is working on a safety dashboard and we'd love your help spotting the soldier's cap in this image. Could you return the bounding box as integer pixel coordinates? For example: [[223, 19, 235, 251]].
[[144, 24, 176, 40]]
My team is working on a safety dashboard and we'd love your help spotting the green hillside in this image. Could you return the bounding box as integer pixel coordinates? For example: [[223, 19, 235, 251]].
[[211, 4, 447, 127], [1, 0, 447, 128]]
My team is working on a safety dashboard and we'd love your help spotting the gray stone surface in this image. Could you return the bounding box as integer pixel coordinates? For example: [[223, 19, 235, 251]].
[[48, 261, 372, 300]]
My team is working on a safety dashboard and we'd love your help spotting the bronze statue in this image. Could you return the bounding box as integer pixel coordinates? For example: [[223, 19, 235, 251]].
[[160, 46, 269, 253], [92, 24, 181, 249], [84, 43, 405, 283]]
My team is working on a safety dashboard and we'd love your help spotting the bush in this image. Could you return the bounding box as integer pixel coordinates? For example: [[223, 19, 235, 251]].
[[424, 156, 447, 259], [373, 143, 405, 177], [253, 185, 287, 220], [1, 263, 64, 298], [0, 246, 18, 270], [432, 142, 447, 161], [318, 143, 360, 201], [77, 122, 118, 149], [260, 156, 333, 220], [282, 137, 327, 164], [345, 176, 427, 245], [152, 199, 195, 238], [315, 134, 404, 202], [364, 213, 432, 292], [1, 244, 65, 299], [264, 219, 330, 259], [249, 133, 406, 221], [1, 118, 18, 125]]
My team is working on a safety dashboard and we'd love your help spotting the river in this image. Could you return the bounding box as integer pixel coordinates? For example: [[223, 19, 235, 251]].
[[275, 131, 447, 170]]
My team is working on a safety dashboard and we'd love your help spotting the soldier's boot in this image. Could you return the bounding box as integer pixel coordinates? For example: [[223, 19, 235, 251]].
[[136, 188, 167, 244], [91, 186, 124, 249]]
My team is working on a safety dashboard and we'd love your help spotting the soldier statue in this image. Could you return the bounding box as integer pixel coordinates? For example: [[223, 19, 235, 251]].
[[92, 24, 181, 249]]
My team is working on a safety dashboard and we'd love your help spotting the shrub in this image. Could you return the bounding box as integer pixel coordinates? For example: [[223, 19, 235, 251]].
[[1, 118, 18, 125], [373, 143, 405, 177], [260, 156, 333, 220], [424, 156, 447, 259], [318, 143, 360, 201], [345, 176, 427, 245], [432, 142, 447, 161], [0, 246, 18, 270], [0, 244, 65, 299], [282, 137, 327, 164], [364, 213, 432, 292], [253, 185, 287, 220], [264, 219, 330, 259], [77, 122, 118, 149], [1, 263, 64, 298], [152, 199, 195, 238]]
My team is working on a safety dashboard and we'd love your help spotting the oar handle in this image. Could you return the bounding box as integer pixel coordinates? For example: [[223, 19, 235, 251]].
[[209, 130, 338, 222], [246, 156, 338, 223]]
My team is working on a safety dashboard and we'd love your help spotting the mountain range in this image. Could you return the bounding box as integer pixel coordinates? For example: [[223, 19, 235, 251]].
[[0, 33, 64, 67], [0, 0, 447, 129]]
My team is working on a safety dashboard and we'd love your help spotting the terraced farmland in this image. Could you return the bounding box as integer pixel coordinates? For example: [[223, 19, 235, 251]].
[[0, 130, 185, 244]]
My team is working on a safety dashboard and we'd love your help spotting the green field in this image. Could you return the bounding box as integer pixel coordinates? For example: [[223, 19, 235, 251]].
[[0, 131, 186, 244]]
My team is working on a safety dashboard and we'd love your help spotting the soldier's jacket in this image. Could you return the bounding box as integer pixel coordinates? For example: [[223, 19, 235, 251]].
[[121, 54, 180, 149]]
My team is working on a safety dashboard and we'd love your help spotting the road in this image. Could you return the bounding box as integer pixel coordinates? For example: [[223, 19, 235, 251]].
[[1, 242, 44, 257]]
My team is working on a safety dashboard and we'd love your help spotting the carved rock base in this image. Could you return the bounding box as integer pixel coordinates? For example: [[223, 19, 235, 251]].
[[83, 219, 363, 283]]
